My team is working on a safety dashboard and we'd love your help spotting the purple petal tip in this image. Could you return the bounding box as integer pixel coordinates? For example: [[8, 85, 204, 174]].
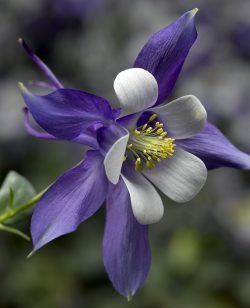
[[18, 37, 23, 45], [127, 294, 132, 302], [18, 82, 29, 94], [27, 249, 35, 259], [191, 8, 199, 16]]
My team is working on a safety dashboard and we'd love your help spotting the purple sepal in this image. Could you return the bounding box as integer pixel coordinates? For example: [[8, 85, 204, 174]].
[[73, 133, 99, 148], [112, 108, 122, 120], [23, 108, 56, 140], [97, 123, 127, 155], [21, 88, 114, 141], [28, 80, 57, 91], [24, 108, 99, 148], [177, 122, 250, 170], [31, 150, 108, 252], [134, 10, 197, 105], [18, 38, 63, 89], [103, 178, 151, 298]]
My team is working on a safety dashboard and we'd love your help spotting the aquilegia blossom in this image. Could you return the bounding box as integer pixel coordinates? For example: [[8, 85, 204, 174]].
[[18, 9, 250, 298]]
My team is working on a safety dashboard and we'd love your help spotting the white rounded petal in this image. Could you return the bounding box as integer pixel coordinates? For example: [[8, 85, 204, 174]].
[[122, 171, 164, 225], [104, 132, 129, 184], [142, 148, 207, 203], [150, 95, 207, 139], [114, 68, 158, 116]]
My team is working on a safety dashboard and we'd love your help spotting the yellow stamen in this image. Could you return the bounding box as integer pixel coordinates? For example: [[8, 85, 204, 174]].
[[126, 114, 176, 171], [156, 128, 163, 134], [149, 113, 157, 121], [135, 158, 141, 171]]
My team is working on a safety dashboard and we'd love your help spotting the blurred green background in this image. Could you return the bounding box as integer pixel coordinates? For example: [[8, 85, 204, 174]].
[[1, 0, 250, 307]]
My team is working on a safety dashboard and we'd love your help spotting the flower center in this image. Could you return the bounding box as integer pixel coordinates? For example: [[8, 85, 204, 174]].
[[125, 114, 176, 171]]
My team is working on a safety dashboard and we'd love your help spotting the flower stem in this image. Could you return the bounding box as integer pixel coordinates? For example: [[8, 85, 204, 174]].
[[0, 223, 30, 241], [0, 189, 46, 224]]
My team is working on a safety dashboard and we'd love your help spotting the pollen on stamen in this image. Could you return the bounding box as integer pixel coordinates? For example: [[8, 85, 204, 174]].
[[156, 128, 163, 134], [135, 158, 141, 171], [126, 114, 176, 171], [149, 113, 157, 121], [155, 122, 163, 128]]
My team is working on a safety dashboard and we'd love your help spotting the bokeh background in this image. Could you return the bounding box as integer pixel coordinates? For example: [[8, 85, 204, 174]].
[[1, 0, 250, 307]]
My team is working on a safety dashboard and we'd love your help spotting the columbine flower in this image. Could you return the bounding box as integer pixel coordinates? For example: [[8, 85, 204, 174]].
[[18, 9, 250, 298]]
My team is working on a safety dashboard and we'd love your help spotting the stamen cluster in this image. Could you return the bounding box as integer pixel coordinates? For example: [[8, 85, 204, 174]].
[[126, 114, 176, 171]]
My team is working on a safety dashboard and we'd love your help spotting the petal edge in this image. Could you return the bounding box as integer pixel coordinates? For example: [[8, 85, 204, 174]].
[[177, 122, 250, 170], [114, 68, 158, 116], [103, 179, 151, 298], [150, 95, 207, 139], [31, 150, 107, 252], [134, 10, 198, 105], [142, 147, 207, 203]]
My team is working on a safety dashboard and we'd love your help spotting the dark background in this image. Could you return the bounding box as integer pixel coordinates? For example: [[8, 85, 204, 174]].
[[1, 0, 250, 307]]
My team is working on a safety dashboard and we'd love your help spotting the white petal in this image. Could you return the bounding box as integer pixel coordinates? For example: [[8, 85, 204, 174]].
[[104, 132, 129, 184], [114, 68, 158, 116], [150, 95, 207, 139], [122, 171, 164, 224], [142, 148, 207, 203]]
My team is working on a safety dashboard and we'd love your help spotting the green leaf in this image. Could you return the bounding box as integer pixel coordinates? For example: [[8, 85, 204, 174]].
[[8, 188, 14, 209], [0, 171, 36, 216]]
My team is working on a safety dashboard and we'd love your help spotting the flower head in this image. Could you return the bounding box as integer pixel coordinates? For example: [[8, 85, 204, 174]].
[[18, 9, 250, 298]]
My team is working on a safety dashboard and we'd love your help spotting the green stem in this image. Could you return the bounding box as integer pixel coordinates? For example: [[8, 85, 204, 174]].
[[0, 189, 46, 224], [0, 224, 30, 241]]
